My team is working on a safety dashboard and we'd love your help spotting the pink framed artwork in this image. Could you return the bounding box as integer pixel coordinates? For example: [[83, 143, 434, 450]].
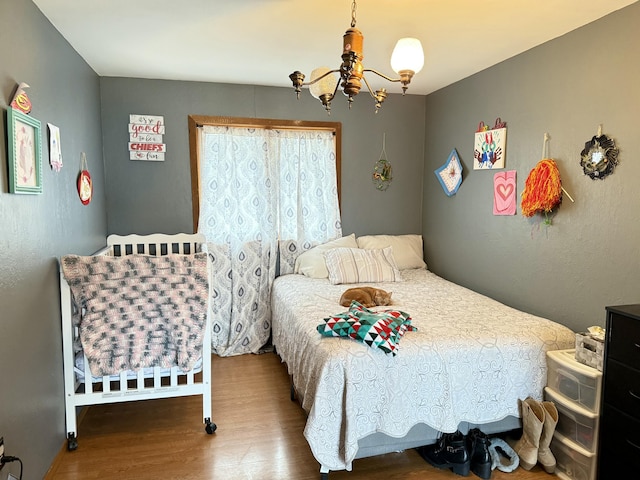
[[493, 170, 516, 215]]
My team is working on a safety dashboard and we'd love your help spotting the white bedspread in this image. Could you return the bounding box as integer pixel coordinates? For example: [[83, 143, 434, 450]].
[[271, 268, 575, 472]]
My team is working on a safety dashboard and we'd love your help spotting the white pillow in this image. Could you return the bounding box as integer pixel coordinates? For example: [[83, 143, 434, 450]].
[[356, 234, 426, 270], [324, 246, 402, 285], [294, 233, 358, 278]]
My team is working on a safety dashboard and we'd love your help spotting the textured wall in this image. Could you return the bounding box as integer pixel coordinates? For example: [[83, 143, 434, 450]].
[[422, 3, 640, 333], [99, 77, 426, 237], [0, 0, 106, 477], [4, 0, 638, 476]]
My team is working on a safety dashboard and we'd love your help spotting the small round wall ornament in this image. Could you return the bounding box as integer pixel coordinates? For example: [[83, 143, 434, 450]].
[[372, 133, 392, 191], [580, 125, 619, 180], [77, 152, 93, 205]]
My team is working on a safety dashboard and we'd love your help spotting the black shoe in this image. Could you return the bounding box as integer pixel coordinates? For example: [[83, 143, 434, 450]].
[[467, 428, 492, 479], [417, 430, 470, 476]]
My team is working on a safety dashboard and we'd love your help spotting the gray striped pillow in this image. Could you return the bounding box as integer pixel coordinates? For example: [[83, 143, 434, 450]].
[[324, 247, 402, 285]]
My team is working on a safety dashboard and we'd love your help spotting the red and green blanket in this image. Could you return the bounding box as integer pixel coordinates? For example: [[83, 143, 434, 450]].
[[317, 301, 416, 355]]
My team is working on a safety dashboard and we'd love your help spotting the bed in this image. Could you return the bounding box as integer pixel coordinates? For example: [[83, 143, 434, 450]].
[[59, 233, 215, 451], [271, 234, 575, 478]]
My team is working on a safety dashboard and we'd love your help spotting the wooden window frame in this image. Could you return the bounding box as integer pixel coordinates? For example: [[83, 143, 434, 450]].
[[188, 115, 342, 232]]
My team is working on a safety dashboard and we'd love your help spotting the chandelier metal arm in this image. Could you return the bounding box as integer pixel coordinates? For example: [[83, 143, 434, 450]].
[[301, 68, 342, 87], [360, 74, 387, 113], [362, 69, 402, 83], [296, 67, 410, 89], [364, 68, 416, 95]]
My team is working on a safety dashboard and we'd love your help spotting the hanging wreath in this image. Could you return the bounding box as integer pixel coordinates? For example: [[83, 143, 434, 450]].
[[372, 133, 393, 191], [373, 158, 392, 190], [580, 127, 619, 180]]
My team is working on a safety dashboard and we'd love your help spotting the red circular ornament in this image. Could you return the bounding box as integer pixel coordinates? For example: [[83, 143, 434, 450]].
[[78, 169, 92, 205]]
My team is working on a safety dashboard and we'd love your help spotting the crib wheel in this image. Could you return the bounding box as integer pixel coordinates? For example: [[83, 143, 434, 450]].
[[67, 433, 78, 451], [204, 418, 217, 434]]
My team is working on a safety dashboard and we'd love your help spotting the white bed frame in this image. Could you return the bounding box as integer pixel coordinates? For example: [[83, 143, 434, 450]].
[[59, 233, 214, 451]]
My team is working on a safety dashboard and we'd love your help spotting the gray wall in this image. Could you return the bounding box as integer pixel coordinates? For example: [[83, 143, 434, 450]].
[[99, 78, 426, 237], [0, 0, 106, 477], [422, 3, 640, 333], [2, 0, 638, 476]]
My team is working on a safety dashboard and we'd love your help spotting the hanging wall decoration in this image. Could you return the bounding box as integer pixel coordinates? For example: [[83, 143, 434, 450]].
[[434, 148, 463, 196], [521, 133, 574, 225], [10, 82, 32, 114], [47, 123, 63, 172], [7, 107, 43, 194], [493, 170, 517, 215], [579, 125, 619, 180], [77, 152, 93, 205], [372, 133, 393, 191], [473, 117, 507, 170], [128, 114, 166, 161]]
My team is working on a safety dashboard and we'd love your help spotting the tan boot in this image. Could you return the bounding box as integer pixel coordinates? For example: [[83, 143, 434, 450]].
[[538, 401, 558, 473], [513, 397, 545, 470]]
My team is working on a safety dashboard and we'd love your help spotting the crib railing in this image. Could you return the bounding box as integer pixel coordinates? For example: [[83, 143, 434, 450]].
[[107, 232, 203, 256]]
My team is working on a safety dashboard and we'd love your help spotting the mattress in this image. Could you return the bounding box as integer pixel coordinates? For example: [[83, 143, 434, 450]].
[[271, 268, 575, 471]]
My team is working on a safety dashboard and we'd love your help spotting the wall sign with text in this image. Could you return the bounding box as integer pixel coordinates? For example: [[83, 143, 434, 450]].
[[128, 114, 166, 161]]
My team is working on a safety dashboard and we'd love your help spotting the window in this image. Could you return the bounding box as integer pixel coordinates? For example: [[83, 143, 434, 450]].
[[188, 115, 341, 235], [187, 115, 342, 356]]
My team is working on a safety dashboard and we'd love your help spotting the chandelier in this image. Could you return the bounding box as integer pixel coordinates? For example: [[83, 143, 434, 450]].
[[289, 0, 424, 114]]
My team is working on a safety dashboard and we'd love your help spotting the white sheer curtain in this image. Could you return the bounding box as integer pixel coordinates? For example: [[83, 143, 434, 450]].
[[273, 129, 341, 240], [198, 125, 341, 356]]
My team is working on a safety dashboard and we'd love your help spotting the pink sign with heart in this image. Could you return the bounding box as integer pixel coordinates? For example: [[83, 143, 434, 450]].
[[493, 170, 517, 215]]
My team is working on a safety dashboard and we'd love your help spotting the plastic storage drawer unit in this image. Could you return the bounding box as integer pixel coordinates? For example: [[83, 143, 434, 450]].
[[544, 387, 599, 453], [551, 432, 596, 480], [546, 349, 602, 414]]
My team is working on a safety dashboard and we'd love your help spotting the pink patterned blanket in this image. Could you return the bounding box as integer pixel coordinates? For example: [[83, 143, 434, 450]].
[[61, 253, 208, 376]]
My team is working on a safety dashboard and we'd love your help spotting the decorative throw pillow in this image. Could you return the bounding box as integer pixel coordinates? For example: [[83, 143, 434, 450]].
[[317, 301, 416, 356], [294, 233, 358, 278], [324, 246, 402, 285], [356, 234, 427, 270]]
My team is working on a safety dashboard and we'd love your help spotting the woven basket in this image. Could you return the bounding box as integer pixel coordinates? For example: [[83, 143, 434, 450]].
[[574, 332, 604, 371]]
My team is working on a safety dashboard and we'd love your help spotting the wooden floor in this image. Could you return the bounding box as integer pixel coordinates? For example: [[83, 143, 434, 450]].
[[46, 352, 552, 480]]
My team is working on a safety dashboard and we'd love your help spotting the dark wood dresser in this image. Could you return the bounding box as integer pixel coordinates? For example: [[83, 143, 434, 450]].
[[598, 304, 640, 479]]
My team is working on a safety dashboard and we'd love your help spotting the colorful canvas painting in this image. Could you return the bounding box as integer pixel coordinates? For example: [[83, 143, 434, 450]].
[[474, 126, 506, 170], [493, 170, 516, 215]]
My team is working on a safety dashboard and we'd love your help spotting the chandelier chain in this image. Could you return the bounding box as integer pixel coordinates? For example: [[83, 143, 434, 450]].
[[351, 0, 357, 27]]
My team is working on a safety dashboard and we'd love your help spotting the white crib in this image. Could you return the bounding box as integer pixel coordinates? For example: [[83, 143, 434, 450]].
[[59, 233, 215, 451]]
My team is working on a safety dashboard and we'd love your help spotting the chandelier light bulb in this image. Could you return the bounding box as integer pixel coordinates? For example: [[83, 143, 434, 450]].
[[309, 67, 337, 99], [391, 37, 424, 75]]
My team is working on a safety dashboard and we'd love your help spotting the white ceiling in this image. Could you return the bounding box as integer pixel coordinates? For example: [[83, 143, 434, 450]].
[[33, 0, 637, 96]]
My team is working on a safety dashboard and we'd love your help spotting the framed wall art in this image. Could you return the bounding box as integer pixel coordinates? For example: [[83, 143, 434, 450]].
[[473, 118, 507, 170], [7, 107, 43, 194]]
